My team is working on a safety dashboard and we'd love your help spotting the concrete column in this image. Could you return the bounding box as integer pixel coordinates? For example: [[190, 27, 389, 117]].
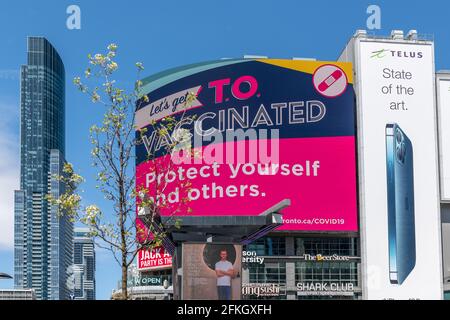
[[286, 236, 295, 256], [242, 267, 250, 284], [287, 293, 297, 300], [286, 262, 296, 294], [285, 237, 297, 299]]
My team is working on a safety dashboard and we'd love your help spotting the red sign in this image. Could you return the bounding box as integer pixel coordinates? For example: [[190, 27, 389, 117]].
[[137, 246, 172, 271]]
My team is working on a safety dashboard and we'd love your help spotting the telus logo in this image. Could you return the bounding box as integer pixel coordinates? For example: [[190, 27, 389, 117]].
[[371, 49, 424, 59], [389, 50, 423, 59], [371, 49, 390, 59]]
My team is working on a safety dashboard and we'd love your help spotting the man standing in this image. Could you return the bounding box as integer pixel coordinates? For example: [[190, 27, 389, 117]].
[[215, 249, 236, 300]]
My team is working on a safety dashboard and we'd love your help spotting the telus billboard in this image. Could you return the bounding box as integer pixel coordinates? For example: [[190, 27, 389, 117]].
[[340, 38, 443, 299], [135, 59, 358, 231]]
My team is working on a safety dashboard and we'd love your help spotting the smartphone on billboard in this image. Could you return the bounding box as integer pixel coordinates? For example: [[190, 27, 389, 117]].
[[385, 123, 416, 285]]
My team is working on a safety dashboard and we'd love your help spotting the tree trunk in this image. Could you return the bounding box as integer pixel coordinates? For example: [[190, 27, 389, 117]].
[[122, 254, 128, 300]]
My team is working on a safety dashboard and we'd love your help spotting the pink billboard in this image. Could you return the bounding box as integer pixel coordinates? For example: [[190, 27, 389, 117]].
[[135, 59, 358, 231], [137, 246, 172, 271]]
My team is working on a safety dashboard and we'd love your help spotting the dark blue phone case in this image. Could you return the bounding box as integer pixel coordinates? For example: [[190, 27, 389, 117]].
[[386, 123, 416, 285]]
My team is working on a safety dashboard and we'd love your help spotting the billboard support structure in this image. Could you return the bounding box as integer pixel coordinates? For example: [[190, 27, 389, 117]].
[[241, 199, 289, 245], [137, 200, 285, 283], [138, 200, 285, 246], [138, 202, 285, 300]]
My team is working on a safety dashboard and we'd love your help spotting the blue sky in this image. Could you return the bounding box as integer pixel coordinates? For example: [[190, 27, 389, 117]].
[[1, 0, 450, 300]]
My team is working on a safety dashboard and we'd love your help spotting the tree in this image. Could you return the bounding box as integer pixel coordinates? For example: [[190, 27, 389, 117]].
[[48, 44, 196, 300]]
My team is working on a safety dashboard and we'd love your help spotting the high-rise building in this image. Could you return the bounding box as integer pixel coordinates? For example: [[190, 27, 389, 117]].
[[14, 37, 73, 300], [73, 228, 96, 300]]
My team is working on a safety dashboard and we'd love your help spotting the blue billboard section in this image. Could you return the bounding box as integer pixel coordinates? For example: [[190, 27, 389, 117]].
[[135, 60, 355, 165]]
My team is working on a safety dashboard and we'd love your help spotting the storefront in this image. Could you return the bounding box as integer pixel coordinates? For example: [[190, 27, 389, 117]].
[[242, 234, 361, 300]]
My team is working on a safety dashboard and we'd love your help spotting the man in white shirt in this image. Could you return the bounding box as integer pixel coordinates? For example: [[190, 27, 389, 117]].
[[215, 249, 236, 300]]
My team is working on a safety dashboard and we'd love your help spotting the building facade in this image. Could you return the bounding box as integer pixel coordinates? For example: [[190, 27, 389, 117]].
[[132, 29, 449, 300], [0, 289, 36, 300], [14, 37, 73, 300], [242, 234, 360, 300], [73, 228, 96, 300], [111, 265, 172, 300], [135, 54, 361, 300]]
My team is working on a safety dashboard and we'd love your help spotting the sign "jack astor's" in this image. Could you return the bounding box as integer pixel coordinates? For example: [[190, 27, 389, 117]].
[[137, 246, 172, 271]]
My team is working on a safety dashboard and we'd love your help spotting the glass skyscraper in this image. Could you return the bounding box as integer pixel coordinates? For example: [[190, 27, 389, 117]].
[[73, 228, 96, 300], [14, 37, 73, 300]]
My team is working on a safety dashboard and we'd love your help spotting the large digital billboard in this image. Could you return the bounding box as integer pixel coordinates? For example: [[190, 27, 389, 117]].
[[347, 40, 443, 299], [135, 59, 358, 231]]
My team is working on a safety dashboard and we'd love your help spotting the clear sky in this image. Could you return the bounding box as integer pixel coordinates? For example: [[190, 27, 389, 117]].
[[1, 0, 450, 300]]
